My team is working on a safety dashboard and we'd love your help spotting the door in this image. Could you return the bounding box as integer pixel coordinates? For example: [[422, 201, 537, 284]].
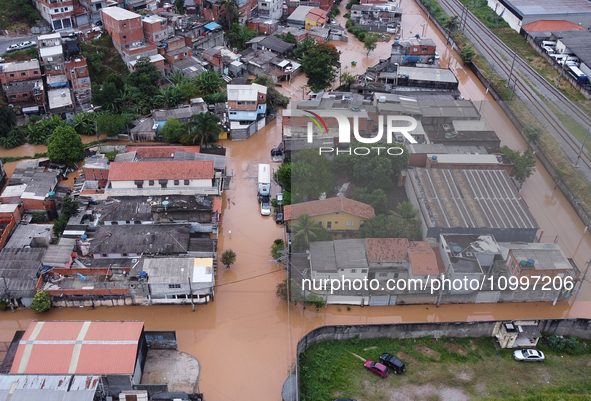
[[369, 295, 389, 306]]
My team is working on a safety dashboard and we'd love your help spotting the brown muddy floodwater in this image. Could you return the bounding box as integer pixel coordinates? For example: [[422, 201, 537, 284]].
[[0, 5, 590, 400]]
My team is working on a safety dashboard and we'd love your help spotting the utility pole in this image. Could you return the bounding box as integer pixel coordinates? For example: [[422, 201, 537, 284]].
[[574, 128, 590, 168], [574, 258, 591, 300], [2, 277, 14, 313], [188, 277, 195, 312], [506, 52, 517, 87], [510, 78, 517, 101], [557, 59, 567, 88]]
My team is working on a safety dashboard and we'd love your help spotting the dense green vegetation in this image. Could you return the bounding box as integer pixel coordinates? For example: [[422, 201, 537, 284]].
[[299, 335, 591, 401], [301, 43, 341, 91], [0, 0, 40, 30]]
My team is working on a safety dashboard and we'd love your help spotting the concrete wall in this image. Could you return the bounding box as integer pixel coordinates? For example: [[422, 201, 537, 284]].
[[486, 0, 522, 32]]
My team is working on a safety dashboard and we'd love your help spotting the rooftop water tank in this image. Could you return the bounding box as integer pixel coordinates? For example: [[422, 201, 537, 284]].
[[520, 260, 528, 266], [527, 258, 535, 266], [139, 271, 148, 279], [452, 246, 462, 255], [81, 234, 87, 241], [432, 155, 438, 161], [48, 191, 55, 198], [162, 200, 170, 208]]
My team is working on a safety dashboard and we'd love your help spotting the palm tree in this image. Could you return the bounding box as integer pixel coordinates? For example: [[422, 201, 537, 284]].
[[169, 70, 187, 85], [219, 0, 240, 29], [189, 112, 222, 146], [292, 214, 327, 250], [154, 85, 184, 108], [73, 112, 97, 136], [196, 70, 225, 96], [391, 201, 421, 225]]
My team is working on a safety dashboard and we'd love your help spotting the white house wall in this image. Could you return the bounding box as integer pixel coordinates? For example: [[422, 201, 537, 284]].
[[486, 0, 522, 32]]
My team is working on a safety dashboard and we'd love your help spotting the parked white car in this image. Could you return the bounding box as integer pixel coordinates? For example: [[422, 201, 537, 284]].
[[6, 44, 20, 53], [19, 40, 37, 49], [261, 201, 271, 216], [513, 349, 545, 362]]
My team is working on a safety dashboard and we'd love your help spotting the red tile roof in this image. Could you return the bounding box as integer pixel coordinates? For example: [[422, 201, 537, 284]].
[[284, 197, 375, 221], [365, 238, 410, 262], [126, 145, 200, 158], [522, 20, 584, 32], [213, 197, 223, 214], [10, 321, 144, 375], [409, 242, 438, 276], [306, 7, 329, 22], [109, 160, 214, 181]]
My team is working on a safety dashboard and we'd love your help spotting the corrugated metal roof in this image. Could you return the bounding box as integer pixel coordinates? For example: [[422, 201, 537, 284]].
[[10, 321, 144, 375], [0, 375, 99, 401]]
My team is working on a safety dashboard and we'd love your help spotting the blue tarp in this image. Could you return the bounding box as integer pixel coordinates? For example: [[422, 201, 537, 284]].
[[204, 22, 221, 30]]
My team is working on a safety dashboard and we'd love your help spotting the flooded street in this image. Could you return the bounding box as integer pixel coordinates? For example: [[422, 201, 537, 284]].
[[0, 3, 589, 400]]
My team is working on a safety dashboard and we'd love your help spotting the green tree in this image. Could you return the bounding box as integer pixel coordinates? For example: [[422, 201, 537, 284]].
[[228, 23, 258, 52], [270, 239, 285, 261], [552, 168, 567, 189], [221, 249, 237, 268], [523, 125, 542, 142], [292, 149, 335, 200], [97, 114, 126, 138], [302, 43, 341, 92], [276, 163, 292, 192], [159, 118, 189, 143], [73, 111, 98, 136], [47, 126, 84, 166], [352, 188, 388, 215], [499, 145, 536, 182], [253, 74, 290, 109], [460, 46, 476, 64], [332, 142, 409, 191], [196, 70, 225, 96], [175, 0, 185, 13], [391, 201, 420, 225], [0, 106, 17, 135], [293, 37, 316, 60], [340, 71, 356, 89], [364, 33, 379, 56], [30, 291, 51, 314], [279, 32, 296, 43], [444, 15, 459, 34], [126, 57, 161, 97], [154, 85, 184, 108], [179, 79, 201, 100], [219, 0, 240, 29], [169, 70, 187, 85], [92, 81, 122, 112], [358, 214, 421, 240], [276, 279, 304, 303], [189, 112, 222, 145], [292, 213, 332, 251]]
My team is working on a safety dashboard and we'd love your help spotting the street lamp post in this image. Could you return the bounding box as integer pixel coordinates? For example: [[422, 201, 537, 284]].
[[394, 63, 399, 89]]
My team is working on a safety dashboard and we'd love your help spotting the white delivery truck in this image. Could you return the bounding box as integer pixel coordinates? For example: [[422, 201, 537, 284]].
[[258, 164, 271, 198]]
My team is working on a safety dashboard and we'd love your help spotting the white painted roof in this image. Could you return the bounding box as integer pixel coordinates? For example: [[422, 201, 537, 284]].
[[1, 184, 27, 198], [40, 46, 63, 58], [101, 6, 140, 21], [227, 83, 267, 101], [427, 154, 500, 164], [0, 204, 19, 213]]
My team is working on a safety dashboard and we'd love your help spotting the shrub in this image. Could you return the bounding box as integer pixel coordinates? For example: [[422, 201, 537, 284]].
[[548, 335, 581, 354], [31, 291, 51, 314]]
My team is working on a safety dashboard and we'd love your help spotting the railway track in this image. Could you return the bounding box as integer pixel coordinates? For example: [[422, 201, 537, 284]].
[[436, 0, 591, 171]]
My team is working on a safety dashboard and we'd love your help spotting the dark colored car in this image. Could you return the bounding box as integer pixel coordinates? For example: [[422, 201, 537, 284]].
[[364, 360, 388, 378], [276, 211, 284, 224], [379, 353, 406, 374]]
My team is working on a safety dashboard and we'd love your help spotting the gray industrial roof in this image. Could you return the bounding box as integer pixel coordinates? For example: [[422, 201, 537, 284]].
[[408, 168, 538, 230], [309, 239, 368, 272], [42, 244, 74, 266], [309, 241, 338, 272], [554, 30, 591, 66], [152, 104, 208, 121], [0, 248, 45, 298], [499, 242, 572, 271], [174, 151, 226, 170], [504, 0, 591, 18], [398, 66, 458, 84], [4, 224, 53, 249], [288, 6, 314, 24], [90, 224, 191, 255], [258, 35, 296, 54]]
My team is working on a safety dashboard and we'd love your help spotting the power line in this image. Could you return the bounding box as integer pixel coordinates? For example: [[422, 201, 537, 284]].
[[215, 269, 284, 288]]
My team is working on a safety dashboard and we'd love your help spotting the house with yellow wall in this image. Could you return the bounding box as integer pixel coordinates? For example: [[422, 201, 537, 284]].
[[304, 8, 329, 30], [284, 197, 375, 239]]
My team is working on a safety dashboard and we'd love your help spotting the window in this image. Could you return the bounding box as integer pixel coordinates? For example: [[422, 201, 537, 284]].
[[361, 269, 368, 273], [54, 8, 59, 12], [33, 71, 39, 75], [184, 179, 190, 185], [174, 180, 180, 185], [422, 47, 428, 51], [149, 180, 154, 186], [23, 94, 28, 98], [327, 221, 332, 229], [350, 269, 356, 273], [20, 72, 26, 76], [122, 21, 127, 27], [79, 69, 85, 74], [334, 221, 338, 224], [379, 272, 388, 277], [346, 221, 355, 226], [122, 253, 128, 256], [394, 273, 399, 279], [9, 74, 14, 78], [122, 35, 127, 40], [168, 284, 181, 289], [318, 221, 323, 226], [9, 95, 16, 99]]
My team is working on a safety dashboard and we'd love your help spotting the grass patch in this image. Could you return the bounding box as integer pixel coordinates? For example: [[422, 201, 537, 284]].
[[0, 0, 39, 31], [299, 335, 591, 401], [4, 47, 38, 62], [80, 34, 129, 84]]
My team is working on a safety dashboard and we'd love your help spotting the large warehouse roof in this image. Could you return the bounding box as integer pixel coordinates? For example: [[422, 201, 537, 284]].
[[10, 321, 144, 375], [407, 168, 537, 230], [502, 0, 591, 18]]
